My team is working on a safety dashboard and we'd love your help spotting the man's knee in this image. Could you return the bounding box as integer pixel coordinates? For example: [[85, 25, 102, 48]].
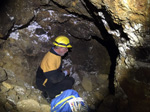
[[71, 77, 75, 85], [65, 77, 75, 85]]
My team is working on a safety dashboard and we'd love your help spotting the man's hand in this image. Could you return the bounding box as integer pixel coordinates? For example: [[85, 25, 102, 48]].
[[62, 65, 76, 76], [62, 65, 72, 76], [66, 68, 70, 76]]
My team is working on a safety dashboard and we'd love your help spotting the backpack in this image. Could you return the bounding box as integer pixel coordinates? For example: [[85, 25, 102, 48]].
[[51, 89, 88, 112]]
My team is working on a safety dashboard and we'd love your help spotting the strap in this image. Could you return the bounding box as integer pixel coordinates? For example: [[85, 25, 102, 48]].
[[55, 91, 63, 98], [52, 95, 76, 111], [54, 41, 70, 47], [42, 78, 48, 86]]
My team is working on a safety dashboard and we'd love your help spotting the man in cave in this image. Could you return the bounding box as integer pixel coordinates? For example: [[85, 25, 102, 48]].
[[36, 35, 75, 102]]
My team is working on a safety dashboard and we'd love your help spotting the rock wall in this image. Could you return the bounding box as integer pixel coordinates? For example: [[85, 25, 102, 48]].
[[92, 0, 150, 112], [0, 0, 111, 111], [0, 0, 150, 112]]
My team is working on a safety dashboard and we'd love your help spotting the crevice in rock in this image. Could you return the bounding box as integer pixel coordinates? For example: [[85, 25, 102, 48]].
[[81, 0, 129, 41], [92, 36, 119, 95], [99, 8, 129, 41], [50, 0, 94, 22], [3, 16, 35, 40], [1, 17, 35, 40], [81, 0, 121, 95], [80, 0, 108, 39], [2, 24, 14, 40], [15, 16, 35, 31], [50, 0, 68, 9], [0, 69, 8, 83], [0, 0, 13, 40]]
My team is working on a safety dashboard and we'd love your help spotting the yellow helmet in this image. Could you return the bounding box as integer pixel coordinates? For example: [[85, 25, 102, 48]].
[[53, 36, 72, 48]]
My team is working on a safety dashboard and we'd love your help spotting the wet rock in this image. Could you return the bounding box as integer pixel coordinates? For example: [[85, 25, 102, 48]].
[[0, 67, 7, 82], [70, 39, 111, 73], [0, 0, 35, 38], [2, 82, 13, 90], [35, 9, 102, 40], [14, 86, 26, 96], [5, 101, 14, 111], [0, 80, 50, 112], [17, 99, 41, 112], [7, 89, 18, 105], [28, 90, 41, 101], [0, 6, 13, 38], [52, 0, 91, 18], [40, 0, 50, 5], [0, 92, 7, 104], [35, 28, 46, 35], [97, 74, 108, 85], [93, 92, 104, 101], [40, 104, 51, 112], [81, 76, 93, 92]]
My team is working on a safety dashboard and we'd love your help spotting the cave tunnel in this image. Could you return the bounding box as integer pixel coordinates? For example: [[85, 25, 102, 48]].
[[0, 0, 150, 112]]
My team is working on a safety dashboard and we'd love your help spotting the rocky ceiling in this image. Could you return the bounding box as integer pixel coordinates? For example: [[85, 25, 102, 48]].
[[0, 0, 150, 112]]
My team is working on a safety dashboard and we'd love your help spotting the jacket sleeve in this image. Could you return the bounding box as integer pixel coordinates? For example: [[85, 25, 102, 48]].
[[44, 69, 66, 84]]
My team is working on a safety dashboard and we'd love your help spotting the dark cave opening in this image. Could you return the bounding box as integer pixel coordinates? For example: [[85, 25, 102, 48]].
[[80, 0, 121, 95], [92, 36, 119, 95]]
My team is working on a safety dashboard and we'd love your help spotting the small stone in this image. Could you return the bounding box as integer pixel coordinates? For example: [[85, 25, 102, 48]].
[[5, 102, 13, 111], [17, 99, 41, 112], [7, 89, 18, 105], [40, 104, 50, 112], [2, 82, 13, 90], [0, 67, 7, 82], [81, 77, 92, 91], [94, 92, 104, 101], [14, 86, 26, 95]]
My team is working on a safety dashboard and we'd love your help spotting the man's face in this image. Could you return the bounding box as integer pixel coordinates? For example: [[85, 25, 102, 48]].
[[58, 47, 68, 56]]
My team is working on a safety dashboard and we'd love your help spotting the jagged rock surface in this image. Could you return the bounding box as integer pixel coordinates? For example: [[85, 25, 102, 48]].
[[0, 0, 150, 112]]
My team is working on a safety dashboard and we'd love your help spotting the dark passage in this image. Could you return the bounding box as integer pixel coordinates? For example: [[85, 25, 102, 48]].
[[82, 0, 120, 95], [92, 36, 119, 95]]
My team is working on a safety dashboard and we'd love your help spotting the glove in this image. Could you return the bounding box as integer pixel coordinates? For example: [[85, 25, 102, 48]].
[[63, 70, 68, 76]]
